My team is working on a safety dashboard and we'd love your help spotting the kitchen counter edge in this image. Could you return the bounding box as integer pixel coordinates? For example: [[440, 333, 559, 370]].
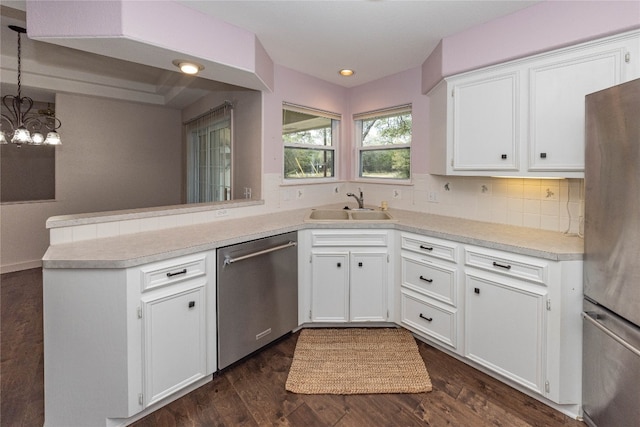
[[42, 207, 584, 269]]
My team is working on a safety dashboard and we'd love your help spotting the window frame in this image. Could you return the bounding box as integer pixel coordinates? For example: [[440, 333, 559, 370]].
[[282, 102, 340, 183], [354, 104, 412, 183]]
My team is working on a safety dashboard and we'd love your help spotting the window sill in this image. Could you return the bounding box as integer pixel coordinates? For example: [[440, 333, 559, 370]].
[[281, 178, 342, 186], [353, 178, 413, 186]]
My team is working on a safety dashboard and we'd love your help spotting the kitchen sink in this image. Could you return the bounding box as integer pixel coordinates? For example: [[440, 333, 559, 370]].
[[305, 209, 395, 222], [308, 210, 350, 220], [349, 211, 393, 220]]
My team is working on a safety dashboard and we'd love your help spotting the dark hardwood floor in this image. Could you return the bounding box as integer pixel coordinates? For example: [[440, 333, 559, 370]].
[[2, 268, 586, 427]]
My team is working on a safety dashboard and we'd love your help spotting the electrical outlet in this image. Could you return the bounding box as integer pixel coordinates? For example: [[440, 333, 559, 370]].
[[428, 191, 439, 203], [479, 183, 492, 196], [393, 189, 401, 199]]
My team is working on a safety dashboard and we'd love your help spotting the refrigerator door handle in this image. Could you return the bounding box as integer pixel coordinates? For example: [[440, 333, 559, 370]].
[[583, 311, 640, 357]]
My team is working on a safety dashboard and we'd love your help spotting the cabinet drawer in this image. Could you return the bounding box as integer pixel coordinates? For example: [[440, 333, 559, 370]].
[[402, 255, 457, 306], [464, 246, 548, 285], [311, 230, 388, 247], [401, 233, 458, 263], [140, 254, 208, 292], [400, 289, 456, 349]]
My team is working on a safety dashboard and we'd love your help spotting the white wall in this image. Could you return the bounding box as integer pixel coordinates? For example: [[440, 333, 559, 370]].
[[0, 93, 182, 273]]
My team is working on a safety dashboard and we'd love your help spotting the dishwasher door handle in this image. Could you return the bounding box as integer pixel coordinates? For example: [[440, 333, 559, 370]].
[[223, 241, 297, 266]]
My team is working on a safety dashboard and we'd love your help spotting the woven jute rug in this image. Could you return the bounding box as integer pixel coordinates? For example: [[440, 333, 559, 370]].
[[285, 328, 432, 394]]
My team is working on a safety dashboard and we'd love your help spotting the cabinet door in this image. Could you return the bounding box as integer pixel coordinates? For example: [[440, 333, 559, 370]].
[[311, 252, 349, 322], [465, 274, 547, 394], [350, 252, 387, 322], [528, 45, 626, 172], [452, 71, 519, 171], [143, 286, 206, 406]]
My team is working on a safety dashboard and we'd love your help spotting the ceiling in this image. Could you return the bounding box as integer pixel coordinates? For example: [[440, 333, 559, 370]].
[[177, 0, 541, 87], [1, 0, 541, 107]]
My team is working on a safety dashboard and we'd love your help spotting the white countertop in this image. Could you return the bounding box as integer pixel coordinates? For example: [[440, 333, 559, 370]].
[[42, 207, 584, 269]]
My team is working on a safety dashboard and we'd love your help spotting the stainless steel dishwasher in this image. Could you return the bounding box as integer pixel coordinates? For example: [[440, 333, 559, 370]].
[[216, 231, 298, 369]]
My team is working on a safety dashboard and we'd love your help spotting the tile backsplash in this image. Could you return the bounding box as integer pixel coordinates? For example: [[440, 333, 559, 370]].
[[269, 172, 584, 234], [356, 174, 584, 235], [49, 173, 584, 245]]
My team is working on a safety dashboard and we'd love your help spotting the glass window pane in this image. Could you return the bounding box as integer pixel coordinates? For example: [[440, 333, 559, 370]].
[[284, 147, 334, 179], [360, 112, 411, 147], [283, 108, 334, 146], [360, 147, 410, 179]]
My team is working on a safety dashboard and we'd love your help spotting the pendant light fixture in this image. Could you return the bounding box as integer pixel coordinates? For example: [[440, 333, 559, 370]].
[[0, 25, 62, 147]]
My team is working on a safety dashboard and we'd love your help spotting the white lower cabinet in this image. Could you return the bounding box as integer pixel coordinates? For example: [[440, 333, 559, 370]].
[[400, 289, 457, 348], [462, 245, 583, 407], [310, 251, 350, 322], [142, 285, 207, 406], [300, 229, 392, 323], [465, 273, 547, 394], [395, 233, 582, 411], [399, 232, 461, 352], [43, 251, 216, 427]]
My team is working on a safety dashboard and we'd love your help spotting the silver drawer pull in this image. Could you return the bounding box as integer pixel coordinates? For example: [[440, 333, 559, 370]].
[[419, 275, 433, 283], [419, 313, 433, 322], [166, 268, 187, 278], [492, 261, 512, 270]]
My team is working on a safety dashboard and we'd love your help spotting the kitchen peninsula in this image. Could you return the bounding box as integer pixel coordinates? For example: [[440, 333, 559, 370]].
[[42, 206, 583, 427]]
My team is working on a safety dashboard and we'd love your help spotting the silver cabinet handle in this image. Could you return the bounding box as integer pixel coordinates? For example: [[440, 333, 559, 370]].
[[223, 241, 297, 266], [582, 312, 640, 358]]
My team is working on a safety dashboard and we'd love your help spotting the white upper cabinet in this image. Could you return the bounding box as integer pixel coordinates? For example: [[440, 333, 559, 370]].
[[429, 30, 640, 178], [527, 38, 635, 172], [451, 69, 521, 172]]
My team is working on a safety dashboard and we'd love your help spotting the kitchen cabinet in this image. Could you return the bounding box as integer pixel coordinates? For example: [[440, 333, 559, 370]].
[[463, 245, 583, 405], [428, 29, 639, 178], [299, 229, 392, 323], [139, 257, 209, 407], [43, 251, 216, 427], [399, 233, 461, 352], [465, 271, 547, 394]]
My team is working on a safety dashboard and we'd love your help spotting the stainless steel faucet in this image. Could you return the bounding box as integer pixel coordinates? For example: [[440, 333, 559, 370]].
[[346, 190, 364, 209]]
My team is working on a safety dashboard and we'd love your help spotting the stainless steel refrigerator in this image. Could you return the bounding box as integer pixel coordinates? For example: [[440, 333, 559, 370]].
[[583, 78, 640, 427]]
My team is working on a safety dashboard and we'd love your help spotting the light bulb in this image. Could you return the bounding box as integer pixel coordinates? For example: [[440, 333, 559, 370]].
[[44, 131, 62, 145], [12, 126, 32, 145], [31, 132, 45, 145]]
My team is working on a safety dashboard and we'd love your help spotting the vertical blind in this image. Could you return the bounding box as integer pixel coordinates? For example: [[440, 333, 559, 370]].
[[184, 101, 233, 203]]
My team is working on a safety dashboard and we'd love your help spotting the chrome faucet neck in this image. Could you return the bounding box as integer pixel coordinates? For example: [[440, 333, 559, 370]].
[[346, 191, 364, 209]]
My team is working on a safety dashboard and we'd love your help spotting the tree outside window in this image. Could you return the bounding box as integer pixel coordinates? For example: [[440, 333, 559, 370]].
[[355, 107, 411, 180], [283, 105, 339, 180]]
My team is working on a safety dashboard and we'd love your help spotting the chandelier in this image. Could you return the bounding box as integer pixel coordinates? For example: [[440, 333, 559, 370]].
[[0, 25, 61, 146]]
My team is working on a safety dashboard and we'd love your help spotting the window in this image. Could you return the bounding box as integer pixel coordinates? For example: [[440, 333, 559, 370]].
[[354, 105, 411, 180], [283, 103, 339, 180], [185, 101, 233, 203]]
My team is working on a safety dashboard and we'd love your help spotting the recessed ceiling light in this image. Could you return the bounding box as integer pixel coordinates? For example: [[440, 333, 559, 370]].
[[339, 69, 355, 77], [172, 59, 204, 75]]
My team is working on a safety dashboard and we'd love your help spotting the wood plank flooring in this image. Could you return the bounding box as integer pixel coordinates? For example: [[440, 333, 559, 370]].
[[2, 268, 586, 427]]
